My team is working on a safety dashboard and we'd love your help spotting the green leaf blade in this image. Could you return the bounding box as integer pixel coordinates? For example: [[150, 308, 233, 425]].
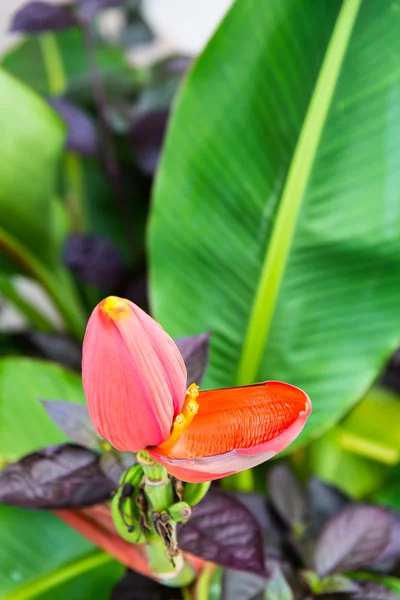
[[0, 358, 85, 461], [0, 507, 123, 600], [149, 0, 400, 444]]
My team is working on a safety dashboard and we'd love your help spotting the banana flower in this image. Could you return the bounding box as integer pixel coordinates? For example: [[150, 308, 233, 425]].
[[82, 297, 311, 483]]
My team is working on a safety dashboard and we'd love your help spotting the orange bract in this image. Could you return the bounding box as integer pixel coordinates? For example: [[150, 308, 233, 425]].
[[157, 381, 309, 459]]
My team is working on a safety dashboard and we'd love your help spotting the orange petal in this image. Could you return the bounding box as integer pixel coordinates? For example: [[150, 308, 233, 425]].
[[149, 381, 311, 482]]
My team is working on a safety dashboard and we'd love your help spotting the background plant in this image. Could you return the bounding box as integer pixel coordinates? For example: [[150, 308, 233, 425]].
[[0, 0, 400, 598]]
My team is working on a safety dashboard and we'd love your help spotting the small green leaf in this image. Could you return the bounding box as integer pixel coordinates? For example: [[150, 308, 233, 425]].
[[0, 358, 85, 462]]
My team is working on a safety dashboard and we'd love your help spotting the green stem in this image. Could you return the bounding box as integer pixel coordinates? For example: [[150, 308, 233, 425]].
[[137, 451, 174, 511], [182, 586, 193, 600], [3, 552, 113, 600], [236, 0, 363, 384], [136, 452, 195, 587], [0, 226, 85, 339], [64, 152, 87, 231], [146, 542, 195, 588], [0, 277, 54, 332], [195, 563, 217, 600], [39, 33, 67, 96], [336, 428, 400, 464]]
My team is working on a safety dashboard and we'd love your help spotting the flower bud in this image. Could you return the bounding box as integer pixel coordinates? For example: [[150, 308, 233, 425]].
[[82, 296, 187, 452]]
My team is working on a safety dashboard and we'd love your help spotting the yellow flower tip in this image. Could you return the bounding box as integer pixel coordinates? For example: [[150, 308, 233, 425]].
[[100, 296, 131, 320], [158, 383, 200, 454]]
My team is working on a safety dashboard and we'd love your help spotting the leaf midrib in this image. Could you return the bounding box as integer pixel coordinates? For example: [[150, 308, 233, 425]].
[[2, 551, 113, 600], [236, 0, 363, 385]]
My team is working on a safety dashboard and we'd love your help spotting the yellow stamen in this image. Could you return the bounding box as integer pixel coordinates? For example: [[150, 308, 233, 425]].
[[101, 296, 131, 319], [158, 384, 199, 453]]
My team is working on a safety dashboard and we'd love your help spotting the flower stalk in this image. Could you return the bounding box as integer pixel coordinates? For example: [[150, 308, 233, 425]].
[[137, 451, 174, 512], [113, 455, 197, 587]]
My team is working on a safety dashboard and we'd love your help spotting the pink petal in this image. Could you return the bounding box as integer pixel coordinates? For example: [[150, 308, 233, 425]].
[[82, 297, 187, 451]]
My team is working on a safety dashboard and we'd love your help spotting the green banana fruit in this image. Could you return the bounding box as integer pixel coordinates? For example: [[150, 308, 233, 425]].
[[111, 464, 147, 544], [183, 481, 211, 506]]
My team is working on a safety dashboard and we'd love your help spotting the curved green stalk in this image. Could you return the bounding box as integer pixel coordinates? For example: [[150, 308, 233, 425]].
[[0, 227, 85, 339], [64, 151, 87, 231], [195, 563, 218, 600], [0, 277, 54, 332], [3, 552, 113, 600], [236, 0, 363, 384], [39, 33, 67, 96]]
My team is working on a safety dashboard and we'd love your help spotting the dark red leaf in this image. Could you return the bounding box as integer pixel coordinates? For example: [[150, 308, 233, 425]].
[[49, 99, 98, 156], [308, 477, 351, 537], [178, 487, 265, 575], [315, 506, 391, 576], [222, 569, 267, 600], [10, 1, 76, 33], [174, 332, 211, 387], [78, 0, 128, 22], [130, 110, 169, 176], [41, 400, 100, 448], [317, 582, 400, 600], [99, 451, 136, 485], [354, 582, 400, 600], [234, 492, 271, 533], [0, 444, 114, 509], [264, 563, 295, 600], [63, 234, 126, 288], [30, 333, 82, 370], [268, 465, 308, 530], [369, 510, 400, 572]]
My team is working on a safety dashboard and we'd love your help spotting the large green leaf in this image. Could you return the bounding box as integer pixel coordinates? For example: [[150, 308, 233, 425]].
[[0, 358, 85, 462], [0, 70, 86, 337], [0, 69, 64, 266], [149, 0, 400, 444], [0, 506, 123, 599]]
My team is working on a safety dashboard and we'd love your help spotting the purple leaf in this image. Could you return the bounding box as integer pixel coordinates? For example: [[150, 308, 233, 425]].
[[354, 582, 400, 600], [317, 582, 400, 600], [78, 0, 127, 22], [234, 492, 285, 562], [99, 451, 136, 486], [63, 234, 126, 288], [308, 477, 351, 537], [315, 595, 355, 600], [49, 99, 98, 156], [123, 276, 149, 311], [130, 110, 169, 176], [234, 492, 271, 533], [10, 1, 76, 33], [369, 510, 400, 572], [178, 487, 265, 575], [0, 444, 114, 509], [222, 569, 267, 600], [315, 506, 391, 576], [268, 464, 308, 530], [264, 564, 294, 600], [174, 332, 211, 387], [41, 400, 100, 448], [30, 332, 82, 370]]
